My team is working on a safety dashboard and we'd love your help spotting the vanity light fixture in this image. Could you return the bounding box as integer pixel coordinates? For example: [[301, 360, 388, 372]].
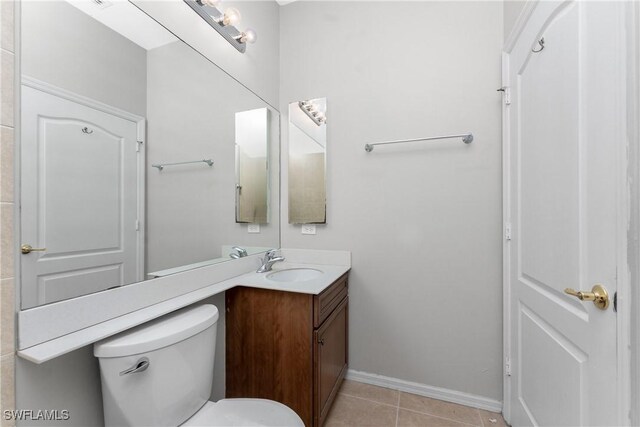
[[236, 28, 257, 44], [298, 100, 327, 126], [184, 0, 257, 53]]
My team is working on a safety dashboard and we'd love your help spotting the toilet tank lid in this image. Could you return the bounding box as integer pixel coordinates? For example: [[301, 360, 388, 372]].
[[94, 304, 219, 358]]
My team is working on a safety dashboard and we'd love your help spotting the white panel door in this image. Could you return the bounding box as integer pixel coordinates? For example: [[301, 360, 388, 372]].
[[21, 85, 142, 307], [506, 1, 627, 426]]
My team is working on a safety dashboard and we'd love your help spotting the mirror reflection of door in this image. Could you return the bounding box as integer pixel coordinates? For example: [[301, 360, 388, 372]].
[[235, 108, 269, 224], [288, 98, 327, 224], [20, 84, 144, 308]]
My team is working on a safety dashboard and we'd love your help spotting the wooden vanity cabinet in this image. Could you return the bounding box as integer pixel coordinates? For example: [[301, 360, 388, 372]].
[[226, 272, 349, 427]]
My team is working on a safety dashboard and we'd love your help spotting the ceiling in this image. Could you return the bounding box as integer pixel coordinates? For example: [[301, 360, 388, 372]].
[[65, 0, 177, 50]]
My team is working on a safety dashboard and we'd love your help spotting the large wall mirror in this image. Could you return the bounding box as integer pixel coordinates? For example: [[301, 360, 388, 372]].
[[19, 1, 280, 309], [288, 98, 327, 224]]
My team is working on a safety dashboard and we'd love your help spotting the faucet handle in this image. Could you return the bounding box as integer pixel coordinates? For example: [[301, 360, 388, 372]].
[[264, 249, 277, 260], [260, 249, 274, 265]]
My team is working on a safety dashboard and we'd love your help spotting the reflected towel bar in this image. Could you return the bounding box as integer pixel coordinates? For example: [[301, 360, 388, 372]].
[[364, 133, 473, 152], [152, 159, 214, 171]]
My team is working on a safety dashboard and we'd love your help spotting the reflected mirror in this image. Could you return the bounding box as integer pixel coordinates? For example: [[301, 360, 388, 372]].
[[235, 108, 269, 224], [288, 98, 327, 224], [20, 1, 280, 309]]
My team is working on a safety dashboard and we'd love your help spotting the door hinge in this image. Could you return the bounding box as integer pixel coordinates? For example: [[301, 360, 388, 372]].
[[136, 140, 143, 152], [505, 356, 512, 376], [497, 86, 511, 105], [135, 220, 140, 231], [505, 222, 512, 241]]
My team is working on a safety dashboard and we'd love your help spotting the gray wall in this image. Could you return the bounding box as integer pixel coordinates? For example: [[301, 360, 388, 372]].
[[16, 347, 104, 426], [21, 1, 147, 117], [503, 0, 527, 41], [279, 1, 504, 401]]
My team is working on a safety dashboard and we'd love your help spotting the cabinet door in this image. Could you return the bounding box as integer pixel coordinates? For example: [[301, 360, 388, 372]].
[[226, 287, 314, 426], [314, 297, 348, 426]]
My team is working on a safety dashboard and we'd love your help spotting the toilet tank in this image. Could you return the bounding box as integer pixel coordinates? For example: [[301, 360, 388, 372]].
[[94, 304, 219, 427]]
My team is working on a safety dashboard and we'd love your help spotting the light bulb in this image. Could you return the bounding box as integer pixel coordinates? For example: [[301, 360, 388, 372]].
[[221, 7, 241, 26], [240, 28, 257, 44], [200, 0, 220, 7]]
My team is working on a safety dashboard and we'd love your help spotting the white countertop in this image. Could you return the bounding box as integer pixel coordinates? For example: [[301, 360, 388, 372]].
[[17, 249, 351, 364]]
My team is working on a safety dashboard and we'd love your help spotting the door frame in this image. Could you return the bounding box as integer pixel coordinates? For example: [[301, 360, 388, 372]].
[[501, 1, 635, 424], [629, 2, 640, 425], [18, 76, 147, 306]]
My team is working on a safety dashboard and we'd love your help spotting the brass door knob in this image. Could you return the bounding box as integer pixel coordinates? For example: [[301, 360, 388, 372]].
[[564, 284, 610, 310], [21, 244, 46, 254]]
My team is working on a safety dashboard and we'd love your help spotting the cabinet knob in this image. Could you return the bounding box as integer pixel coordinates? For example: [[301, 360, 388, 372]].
[[318, 338, 325, 346]]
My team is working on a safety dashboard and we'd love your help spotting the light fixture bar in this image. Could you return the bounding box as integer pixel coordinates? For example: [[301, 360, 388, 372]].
[[298, 101, 326, 126], [183, 0, 247, 53]]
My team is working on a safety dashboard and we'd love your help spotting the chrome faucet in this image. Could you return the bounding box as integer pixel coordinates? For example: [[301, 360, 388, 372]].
[[229, 246, 248, 259], [257, 249, 285, 273], [232, 246, 248, 257]]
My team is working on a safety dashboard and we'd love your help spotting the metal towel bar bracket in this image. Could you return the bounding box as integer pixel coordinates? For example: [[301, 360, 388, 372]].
[[364, 133, 473, 152]]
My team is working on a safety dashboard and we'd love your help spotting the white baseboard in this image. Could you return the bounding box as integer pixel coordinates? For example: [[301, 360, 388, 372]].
[[345, 369, 503, 413]]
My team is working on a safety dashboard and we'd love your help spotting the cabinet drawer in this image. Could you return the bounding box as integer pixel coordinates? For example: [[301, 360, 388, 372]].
[[314, 272, 348, 328]]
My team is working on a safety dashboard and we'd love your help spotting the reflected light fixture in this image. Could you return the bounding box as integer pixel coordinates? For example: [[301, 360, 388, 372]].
[[299, 100, 327, 126], [219, 7, 241, 26], [184, 0, 257, 53], [236, 28, 257, 44]]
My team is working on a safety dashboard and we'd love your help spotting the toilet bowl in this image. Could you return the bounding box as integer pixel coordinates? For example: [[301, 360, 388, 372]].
[[93, 304, 304, 427]]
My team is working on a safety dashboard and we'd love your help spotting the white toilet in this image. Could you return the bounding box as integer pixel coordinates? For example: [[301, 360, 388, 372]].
[[94, 304, 304, 427]]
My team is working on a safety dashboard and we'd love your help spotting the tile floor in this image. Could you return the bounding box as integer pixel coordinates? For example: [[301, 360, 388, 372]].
[[325, 380, 508, 427]]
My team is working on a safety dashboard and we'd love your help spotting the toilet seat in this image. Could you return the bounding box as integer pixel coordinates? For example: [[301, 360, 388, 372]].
[[181, 399, 305, 427]]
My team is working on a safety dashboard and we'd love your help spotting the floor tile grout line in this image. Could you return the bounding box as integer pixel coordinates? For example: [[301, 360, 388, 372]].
[[398, 407, 483, 427], [395, 391, 400, 427], [478, 408, 485, 427], [395, 405, 399, 427], [339, 391, 400, 409]]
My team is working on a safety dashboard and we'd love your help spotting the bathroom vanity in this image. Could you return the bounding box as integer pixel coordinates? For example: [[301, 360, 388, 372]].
[[226, 271, 349, 427]]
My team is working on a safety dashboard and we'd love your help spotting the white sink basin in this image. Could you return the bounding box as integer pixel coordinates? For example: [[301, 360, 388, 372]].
[[266, 268, 323, 282]]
